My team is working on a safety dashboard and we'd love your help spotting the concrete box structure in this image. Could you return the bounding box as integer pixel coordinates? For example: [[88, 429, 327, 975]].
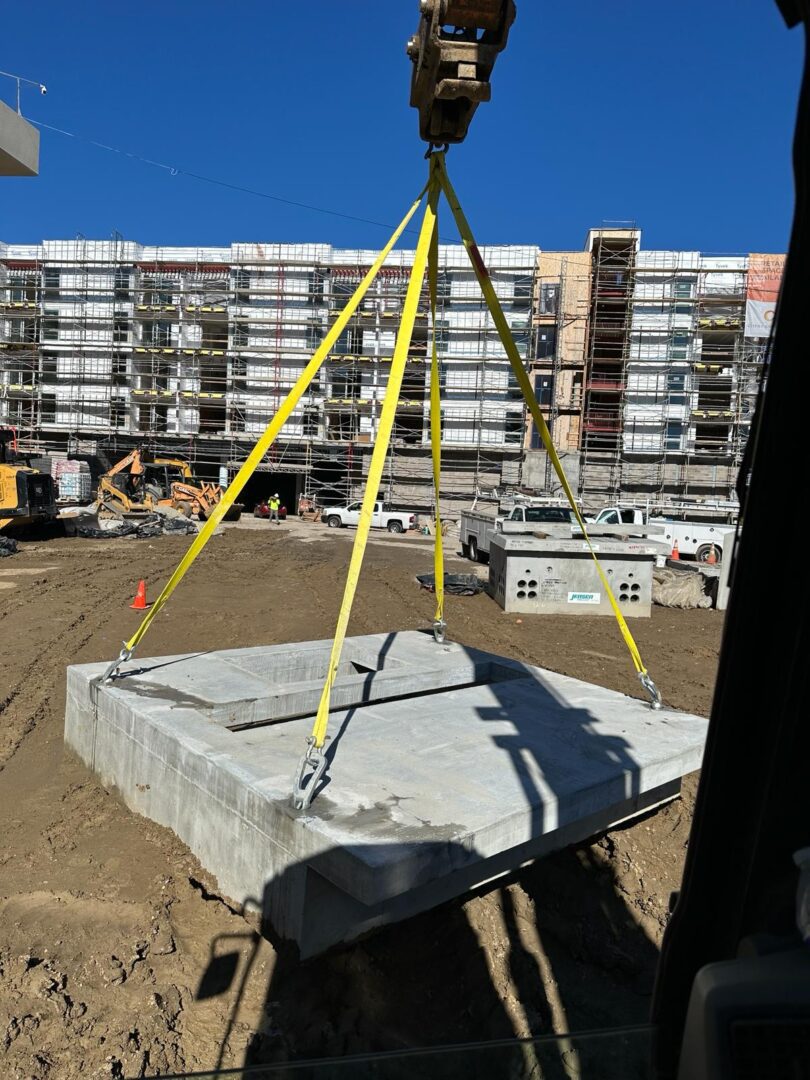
[[488, 533, 657, 617], [64, 632, 707, 957]]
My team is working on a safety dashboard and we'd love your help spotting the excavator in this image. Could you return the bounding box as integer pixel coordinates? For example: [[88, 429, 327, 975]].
[[146, 453, 243, 522], [0, 427, 58, 534], [96, 448, 243, 521]]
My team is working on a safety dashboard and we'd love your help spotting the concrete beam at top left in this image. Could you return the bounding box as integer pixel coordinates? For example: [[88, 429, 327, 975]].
[[0, 100, 39, 176]]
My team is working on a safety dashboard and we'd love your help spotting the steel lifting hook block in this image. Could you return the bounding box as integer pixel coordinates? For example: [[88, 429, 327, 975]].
[[291, 738, 329, 811], [407, 0, 516, 145]]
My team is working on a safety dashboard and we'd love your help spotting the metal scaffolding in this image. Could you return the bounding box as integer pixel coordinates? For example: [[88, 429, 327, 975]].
[[0, 238, 537, 513], [0, 231, 779, 519]]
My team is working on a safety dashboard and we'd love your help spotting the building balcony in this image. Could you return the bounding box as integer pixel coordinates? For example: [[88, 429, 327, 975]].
[[178, 389, 226, 404], [697, 366, 736, 379], [593, 285, 632, 301], [1, 339, 38, 350], [586, 352, 626, 364], [3, 382, 38, 398], [131, 388, 174, 403], [586, 377, 625, 392], [583, 412, 622, 433], [1, 299, 38, 310], [375, 309, 428, 321], [324, 397, 370, 408], [691, 408, 735, 420], [54, 370, 112, 384], [590, 320, 631, 333], [133, 345, 227, 358], [698, 316, 741, 330], [697, 288, 745, 301]]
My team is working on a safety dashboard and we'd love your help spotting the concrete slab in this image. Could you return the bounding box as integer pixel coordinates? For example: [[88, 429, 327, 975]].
[[65, 632, 708, 957]]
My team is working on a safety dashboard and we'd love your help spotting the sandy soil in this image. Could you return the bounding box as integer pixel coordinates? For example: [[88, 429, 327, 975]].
[[0, 523, 723, 1078]]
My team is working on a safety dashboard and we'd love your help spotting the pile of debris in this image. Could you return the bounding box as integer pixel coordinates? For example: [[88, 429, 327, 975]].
[[416, 571, 485, 596], [65, 509, 199, 541], [653, 565, 713, 609], [0, 536, 18, 558]]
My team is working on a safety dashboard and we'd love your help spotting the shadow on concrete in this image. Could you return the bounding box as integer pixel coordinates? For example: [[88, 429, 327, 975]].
[[123, 650, 214, 679], [324, 631, 399, 770], [193, 644, 665, 1078]]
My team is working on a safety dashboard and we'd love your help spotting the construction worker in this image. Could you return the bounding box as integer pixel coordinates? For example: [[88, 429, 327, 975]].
[[269, 493, 281, 525]]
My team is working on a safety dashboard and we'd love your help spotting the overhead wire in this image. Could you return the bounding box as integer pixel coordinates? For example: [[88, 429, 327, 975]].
[[27, 118, 437, 239], [25, 117, 573, 256]]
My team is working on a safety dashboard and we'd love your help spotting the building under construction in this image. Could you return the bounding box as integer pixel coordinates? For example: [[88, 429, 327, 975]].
[[528, 227, 782, 517], [0, 231, 782, 516], [0, 239, 536, 514]]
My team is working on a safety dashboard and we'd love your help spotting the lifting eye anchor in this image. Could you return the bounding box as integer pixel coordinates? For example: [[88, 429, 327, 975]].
[[432, 618, 447, 645], [100, 643, 133, 684], [639, 671, 662, 711], [291, 737, 329, 811]]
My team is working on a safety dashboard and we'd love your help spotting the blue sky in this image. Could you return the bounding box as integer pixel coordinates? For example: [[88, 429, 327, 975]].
[[1, 1, 802, 254]]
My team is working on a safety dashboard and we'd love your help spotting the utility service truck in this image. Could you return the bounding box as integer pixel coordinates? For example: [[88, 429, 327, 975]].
[[460, 505, 574, 562], [591, 507, 735, 562]]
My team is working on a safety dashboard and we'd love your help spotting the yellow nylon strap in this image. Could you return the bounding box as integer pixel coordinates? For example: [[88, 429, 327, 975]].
[[437, 157, 648, 677], [122, 186, 428, 657], [428, 199, 445, 629], [309, 170, 440, 749]]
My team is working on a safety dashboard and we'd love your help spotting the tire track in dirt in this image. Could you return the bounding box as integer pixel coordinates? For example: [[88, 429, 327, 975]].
[[0, 545, 182, 770], [0, 560, 97, 625]]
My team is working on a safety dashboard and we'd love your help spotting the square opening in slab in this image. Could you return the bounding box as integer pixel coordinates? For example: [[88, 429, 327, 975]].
[[348, 660, 377, 674], [228, 657, 527, 730], [225, 645, 404, 685]]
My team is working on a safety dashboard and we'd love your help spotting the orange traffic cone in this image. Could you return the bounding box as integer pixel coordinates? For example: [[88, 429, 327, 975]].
[[130, 580, 149, 609], [671, 540, 680, 561], [706, 544, 717, 565]]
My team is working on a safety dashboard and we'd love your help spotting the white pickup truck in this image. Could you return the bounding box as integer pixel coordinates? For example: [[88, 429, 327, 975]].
[[592, 507, 735, 563], [323, 500, 415, 533]]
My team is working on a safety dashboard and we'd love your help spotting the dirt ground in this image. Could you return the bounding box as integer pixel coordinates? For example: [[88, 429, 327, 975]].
[[0, 522, 724, 1078]]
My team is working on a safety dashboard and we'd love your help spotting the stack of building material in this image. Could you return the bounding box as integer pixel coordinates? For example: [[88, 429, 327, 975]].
[[52, 460, 92, 504]]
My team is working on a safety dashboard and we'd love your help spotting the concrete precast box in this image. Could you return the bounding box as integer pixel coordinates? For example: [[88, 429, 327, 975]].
[[488, 533, 657, 617], [64, 631, 707, 957]]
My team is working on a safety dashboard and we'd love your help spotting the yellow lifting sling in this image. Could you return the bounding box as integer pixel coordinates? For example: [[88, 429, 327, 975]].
[[99, 184, 429, 684], [98, 152, 660, 814], [434, 155, 661, 708], [291, 153, 660, 809], [291, 159, 443, 807], [428, 183, 446, 643]]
